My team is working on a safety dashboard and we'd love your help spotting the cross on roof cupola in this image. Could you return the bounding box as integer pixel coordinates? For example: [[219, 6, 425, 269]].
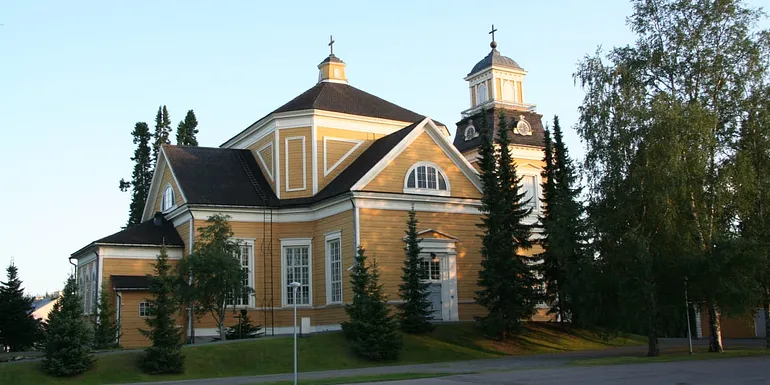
[[318, 35, 348, 84], [461, 25, 535, 117]]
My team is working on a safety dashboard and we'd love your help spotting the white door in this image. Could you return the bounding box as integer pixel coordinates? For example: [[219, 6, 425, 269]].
[[420, 256, 443, 321]]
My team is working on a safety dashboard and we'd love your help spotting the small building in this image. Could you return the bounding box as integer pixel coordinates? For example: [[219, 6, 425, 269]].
[[70, 36, 549, 348]]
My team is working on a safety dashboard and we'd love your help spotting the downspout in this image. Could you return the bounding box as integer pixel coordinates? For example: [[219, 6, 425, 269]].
[[188, 212, 195, 344], [349, 195, 359, 256], [115, 291, 122, 346], [94, 249, 101, 324]]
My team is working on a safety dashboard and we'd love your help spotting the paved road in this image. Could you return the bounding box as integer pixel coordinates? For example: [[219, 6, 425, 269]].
[[354, 356, 770, 385]]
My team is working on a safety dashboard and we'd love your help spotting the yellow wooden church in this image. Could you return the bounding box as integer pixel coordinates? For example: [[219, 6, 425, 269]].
[[70, 37, 547, 347]]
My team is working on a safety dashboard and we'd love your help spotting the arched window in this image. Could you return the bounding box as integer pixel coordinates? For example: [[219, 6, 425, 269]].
[[161, 185, 175, 212], [477, 83, 488, 105], [404, 162, 450, 196]]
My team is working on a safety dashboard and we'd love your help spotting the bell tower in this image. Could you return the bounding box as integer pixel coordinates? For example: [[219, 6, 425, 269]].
[[318, 35, 348, 84], [462, 25, 534, 117]]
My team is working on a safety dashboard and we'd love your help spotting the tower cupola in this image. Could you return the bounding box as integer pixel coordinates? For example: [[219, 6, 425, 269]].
[[318, 35, 348, 84]]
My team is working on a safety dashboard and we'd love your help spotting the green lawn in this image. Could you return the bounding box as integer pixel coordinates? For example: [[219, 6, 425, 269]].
[[571, 347, 770, 366], [0, 322, 643, 385]]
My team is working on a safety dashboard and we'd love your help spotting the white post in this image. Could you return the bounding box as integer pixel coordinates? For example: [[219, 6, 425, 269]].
[[289, 281, 301, 385]]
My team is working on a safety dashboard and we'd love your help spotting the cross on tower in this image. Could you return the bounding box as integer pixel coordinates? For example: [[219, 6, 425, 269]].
[[328, 35, 335, 56], [489, 24, 497, 42]]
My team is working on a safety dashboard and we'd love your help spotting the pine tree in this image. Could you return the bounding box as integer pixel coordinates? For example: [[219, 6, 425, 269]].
[[152, 106, 172, 165], [225, 309, 263, 340], [476, 112, 540, 339], [0, 262, 41, 351], [139, 247, 184, 374], [539, 116, 590, 326], [397, 208, 434, 333], [93, 286, 120, 349], [342, 247, 402, 361], [176, 109, 199, 146], [119, 122, 153, 227], [43, 275, 94, 376]]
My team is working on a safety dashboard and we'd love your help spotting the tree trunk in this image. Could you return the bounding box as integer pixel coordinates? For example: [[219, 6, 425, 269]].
[[218, 315, 226, 341], [763, 303, 770, 349], [647, 326, 659, 357], [708, 304, 723, 352]]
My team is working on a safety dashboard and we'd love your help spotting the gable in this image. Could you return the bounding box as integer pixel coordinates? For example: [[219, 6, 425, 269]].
[[362, 130, 481, 199], [142, 149, 187, 221]]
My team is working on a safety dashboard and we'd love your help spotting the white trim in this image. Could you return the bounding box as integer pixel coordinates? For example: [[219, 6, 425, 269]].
[[161, 183, 177, 213], [188, 195, 353, 223], [99, 246, 184, 260], [351, 118, 482, 194], [255, 142, 274, 181], [518, 171, 542, 216], [274, 129, 281, 199], [311, 123, 318, 194], [230, 239, 255, 308], [194, 323, 342, 337], [411, 229, 459, 241], [284, 136, 307, 192], [403, 161, 451, 197], [323, 137, 364, 176], [324, 231, 343, 305], [280, 238, 313, 307], [189, 216, 194, 255], [141, 147, 188, 221]]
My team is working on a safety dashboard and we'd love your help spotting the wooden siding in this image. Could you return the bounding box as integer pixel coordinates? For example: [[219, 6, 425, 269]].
[[117, 291, 185, 348], [363, 132, 481, 199], [248, 134, 276, 193], [175, 221, 191, 255], [700, 310, 757, 339], [279, 127, 312, 199], [316, 127, 381, 191], [153, 162, 185, 213]]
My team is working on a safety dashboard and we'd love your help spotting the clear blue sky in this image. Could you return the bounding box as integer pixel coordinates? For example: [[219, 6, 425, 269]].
[[1, 1, 765, 295]]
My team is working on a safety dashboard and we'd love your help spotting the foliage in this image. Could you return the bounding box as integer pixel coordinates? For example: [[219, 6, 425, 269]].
[[93, 286, 120, 350], [475, 111, 541, 339], [0, 262, 41, 352], [178, 214, 251, 341], [118, 121, 153, 227], [342, 247, 403, 361], [176, 109, 199, 146], [42, 275, 94, 376], [151, 105, 172, 165], [574, 0, 769, 355], [538, 116, 591, 326], [397, 208, 435, 333], [225, 309, 263, 340], [139, 247, 185, 374]]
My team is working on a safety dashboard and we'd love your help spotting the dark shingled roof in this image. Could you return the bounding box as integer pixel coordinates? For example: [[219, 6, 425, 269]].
[[111, 275, 151, 291], [468, 49, 522, 77], [95, 217, 185, 247], [453, 107, 545, 153], [164, 145, 278, 207], [319, 54, 344, 64], [163, 121, 422, 209], [272, 82, 425, 123]]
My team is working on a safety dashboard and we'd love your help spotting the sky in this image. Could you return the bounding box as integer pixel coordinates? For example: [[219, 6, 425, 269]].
[[1, 1, 766, 295]]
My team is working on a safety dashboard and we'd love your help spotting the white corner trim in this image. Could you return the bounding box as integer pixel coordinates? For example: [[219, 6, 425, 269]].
[[284, 136, 307, 192], [255, 142, 275, 181], [323, 137, 364, 177], [274, 129, 281, 199], [311, 123, 318, 195]]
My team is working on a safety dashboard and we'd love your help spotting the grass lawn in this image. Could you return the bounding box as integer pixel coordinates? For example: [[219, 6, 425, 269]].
[[571, 347, 770, 366], [0, 322, 643, 385], [257, 372, 458, 385]]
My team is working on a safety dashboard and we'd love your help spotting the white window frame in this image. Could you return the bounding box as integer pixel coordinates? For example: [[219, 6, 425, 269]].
[[139, 301, 150, 317], [325, 231, 343, 305], [281, 238, 313, 307], [477, 82, 488, 105], [227, 239, 255, 308], [161, 184, 176, 212], [519, 173, 541, 214], [403, 161, 451, 196]]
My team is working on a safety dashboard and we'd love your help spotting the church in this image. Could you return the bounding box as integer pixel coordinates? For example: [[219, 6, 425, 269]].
[[70, 34, 548, 347]]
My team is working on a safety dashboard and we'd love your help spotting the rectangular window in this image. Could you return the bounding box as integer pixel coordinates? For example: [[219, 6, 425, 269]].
[[427, 167, 437, 189], [326, 235, 343, 304], [419, 258, 440, 281], [227, 244, 252, 306], [139, 302, 150, 317], [417, 166, 427, 188], [521, 175, 538, 211], [284, 244, 311, 306]]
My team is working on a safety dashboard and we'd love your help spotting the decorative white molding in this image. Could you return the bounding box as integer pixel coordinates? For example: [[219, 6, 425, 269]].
[[284, 136, 307, 192], [99, 246, 184, 260], [311, 123, 318, 194], [255, 142, 274, 181], [280, 238, 313, 307], [323, 137, 364, 177], [274, 130, 281, 199]]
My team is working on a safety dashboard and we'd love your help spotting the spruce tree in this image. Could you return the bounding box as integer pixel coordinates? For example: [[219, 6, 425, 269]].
[[476, 112, 540, 339], [139, 247, 184, 374], [119, 122, 153, 227], [0, 262, 40, 351], [342, 247, 402, 361], [43, 275, 94, 376], [152, 106, 172, 165], [539, 116, 589, 326], [397, 208, 434, 333], [93, 286, 120, 349], [176, 109, 199, 146], [225, 309, 263, 340]]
